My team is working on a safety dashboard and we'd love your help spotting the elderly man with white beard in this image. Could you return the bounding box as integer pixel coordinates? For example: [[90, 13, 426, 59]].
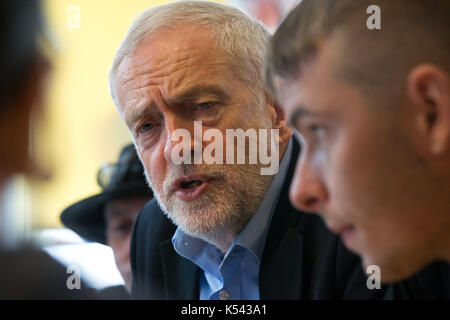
[[109, 1, 386, 300]]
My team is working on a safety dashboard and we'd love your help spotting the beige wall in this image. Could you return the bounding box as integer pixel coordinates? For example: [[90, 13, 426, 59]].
[[32, 0, 222, 228]]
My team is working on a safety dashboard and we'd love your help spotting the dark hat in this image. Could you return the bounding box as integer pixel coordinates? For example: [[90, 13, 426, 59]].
[[60, 144, 153, 244]]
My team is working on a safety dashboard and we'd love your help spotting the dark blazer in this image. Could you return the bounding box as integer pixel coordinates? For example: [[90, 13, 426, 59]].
[[130, 138, 386, 299], [386, 261, 450, 299]]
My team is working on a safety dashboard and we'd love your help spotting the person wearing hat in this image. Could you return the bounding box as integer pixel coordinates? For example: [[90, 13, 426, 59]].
[[61, 144, 153, 297]]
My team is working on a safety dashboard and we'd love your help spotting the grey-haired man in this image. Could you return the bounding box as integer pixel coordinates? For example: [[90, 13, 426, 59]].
[[110, 1, 387, 300]]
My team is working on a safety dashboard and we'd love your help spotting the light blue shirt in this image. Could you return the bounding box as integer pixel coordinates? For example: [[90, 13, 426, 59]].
[[172, 138, 293, 300]]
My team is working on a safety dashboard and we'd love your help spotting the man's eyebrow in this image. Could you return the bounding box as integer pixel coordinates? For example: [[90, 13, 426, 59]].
[[124, 85, 229, 127], [289, 106, 318, 127], [125, 101, 157, 128], [167, 85, 230, 105]]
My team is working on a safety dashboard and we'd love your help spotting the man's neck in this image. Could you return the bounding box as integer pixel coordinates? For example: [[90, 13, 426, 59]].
[[209, 137, 292, 254], [209, 229, 239, 255]]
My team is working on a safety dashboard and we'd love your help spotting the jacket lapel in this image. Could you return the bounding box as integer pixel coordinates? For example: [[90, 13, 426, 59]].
[[160, 239, 200, 300], [259, 225, 304, 299], [156, 137, 305, 300], [259, 137, 306, 299]]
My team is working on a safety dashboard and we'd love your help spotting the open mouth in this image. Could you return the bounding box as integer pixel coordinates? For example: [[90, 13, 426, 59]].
[[172, 175, 213, 201], [180, 180, 204, 189], [174, 175, 212, 191]]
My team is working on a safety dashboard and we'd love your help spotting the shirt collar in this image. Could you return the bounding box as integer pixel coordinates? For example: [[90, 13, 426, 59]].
[[172, 137, 293, 264]]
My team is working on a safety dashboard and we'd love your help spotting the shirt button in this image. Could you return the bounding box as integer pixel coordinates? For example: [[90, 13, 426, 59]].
[[218, 290, 230, 300]]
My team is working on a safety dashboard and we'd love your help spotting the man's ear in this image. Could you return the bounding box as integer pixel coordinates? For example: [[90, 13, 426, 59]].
[[266, 93, 292, 145], [407, 64, 450, 157]]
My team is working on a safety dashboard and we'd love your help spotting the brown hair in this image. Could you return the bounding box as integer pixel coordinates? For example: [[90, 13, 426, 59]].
[[266, 0, 450, 104]]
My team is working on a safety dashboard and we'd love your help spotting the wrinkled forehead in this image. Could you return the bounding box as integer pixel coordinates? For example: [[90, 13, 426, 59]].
[[139, 25, 218, 61], [115, 25, 235, 108], [117, 24, 225, 77]]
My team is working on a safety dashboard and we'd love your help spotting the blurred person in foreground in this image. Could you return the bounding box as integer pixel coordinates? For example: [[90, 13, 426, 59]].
[[266, 0, 450, 298], [61, 144, 153, 298], [110, 1, 388, 300], [0, 0, 96, 299]]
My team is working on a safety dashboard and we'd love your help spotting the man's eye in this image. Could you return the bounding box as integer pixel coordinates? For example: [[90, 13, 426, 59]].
[[310, 125, 327, 141], [308, 124, 326, 135], [138, 123, 154, 132], [300, 123, 326, 142], [114, 223, 131, 233], [196, 102, 216, 111]]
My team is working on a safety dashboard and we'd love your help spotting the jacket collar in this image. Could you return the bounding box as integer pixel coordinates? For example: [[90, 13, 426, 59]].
[[259, 136, 305, 299], [159, 136, 304, 300], [159, 239, 200, 299]]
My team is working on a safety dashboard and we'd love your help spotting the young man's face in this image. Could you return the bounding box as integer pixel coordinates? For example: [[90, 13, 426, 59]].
[[276, 36, 444, 282]]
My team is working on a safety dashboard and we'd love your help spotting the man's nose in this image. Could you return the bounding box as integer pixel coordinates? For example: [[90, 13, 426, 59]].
[[163, 115, 200, 164], [289, 154, 328, 214]]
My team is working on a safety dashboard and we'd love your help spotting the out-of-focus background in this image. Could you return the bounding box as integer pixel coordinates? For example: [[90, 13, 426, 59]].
[[3, 0, 299, 289]]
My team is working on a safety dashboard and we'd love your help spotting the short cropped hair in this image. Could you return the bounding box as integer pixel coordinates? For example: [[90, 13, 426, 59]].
[[266, 0, 450, 105], [110, 0, 272, 110]]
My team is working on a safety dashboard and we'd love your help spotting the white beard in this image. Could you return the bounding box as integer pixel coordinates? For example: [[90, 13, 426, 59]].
[[145, 161, 271, 250]]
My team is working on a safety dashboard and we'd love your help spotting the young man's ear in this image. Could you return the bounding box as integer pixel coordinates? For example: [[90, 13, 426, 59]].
[[266, 93, 292, 145], [407, 64, 450, 157]]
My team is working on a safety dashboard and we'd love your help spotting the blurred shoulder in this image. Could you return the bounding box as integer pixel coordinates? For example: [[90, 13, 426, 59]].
[[0, 248, 98, 299]]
